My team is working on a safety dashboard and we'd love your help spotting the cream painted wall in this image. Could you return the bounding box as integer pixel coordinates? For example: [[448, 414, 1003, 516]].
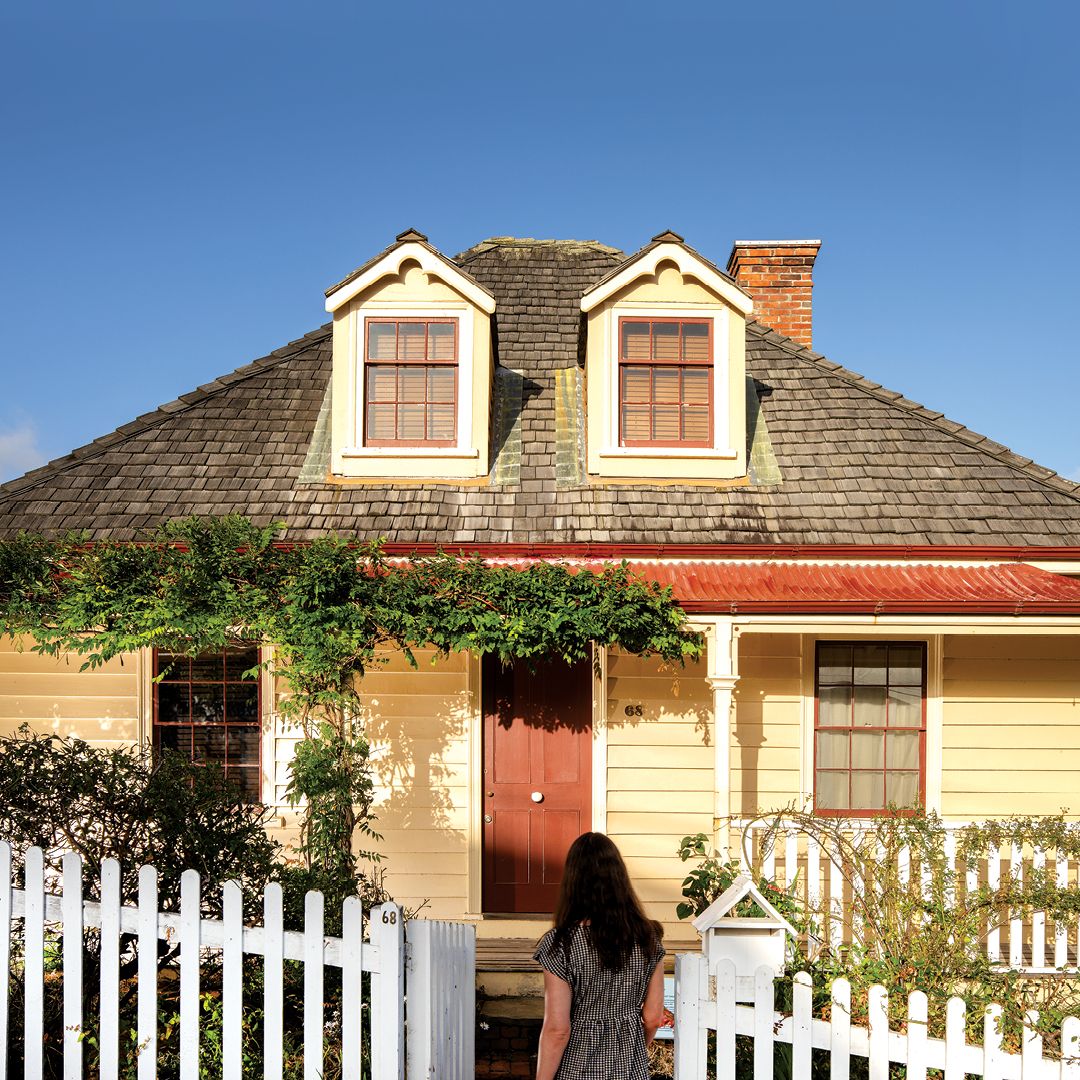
[[329, 260, 493, 480], [584, 261, 748, 480], [731, 633, 803, 816], [604, 648, 713, 944], [941, 634, 1080, 819], [0, 635, 141, 748]]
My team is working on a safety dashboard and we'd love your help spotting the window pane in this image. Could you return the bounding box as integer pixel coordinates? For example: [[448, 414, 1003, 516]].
[[851, 772, 885, 811], [155, 652, 188, 680], [367, 322, 397, 360], [683, 367, 710, 405], [621, 322, 651, 361], [653, 367, 680, 403], [366, 365, 397, 402], [818, 645, 852, 685], [157, 683, 190, 724], [652, 405, 680, 441], [853, 685, 887, 727], [427, 366, 455, 404], [399, 322, 426, 360], [231, 768, 261, 802], [621, 366, 651, 402], [398, 403, 426, 440], [227, 726, 261, 765], [818, 685, 850, 726], [889, 645, 924, 685], [428, 404, 455, 441], [652, 323, 680, 361], [428, 322, 455, 360], [190, 652, 224, 682], [682, 322, 710, 362], [227, 683, 259, 723], [191, 684, 225, 724], [682, 408, 710, 442], [157, 725, 191, 755], [854, 645, 888, 684], [852, 731, 884, 769], [886, 731, 920, 770], [817, 731, 849, 769], [225, 648, 259, 681], [889, 685, 922, 727], [366, 403, 396, 441], [816, 772, 848, 811], [192, 724, 227, 760], [398, 366, 426, 402], [887, 771, 920, 808], [621, 405, 650, 442]]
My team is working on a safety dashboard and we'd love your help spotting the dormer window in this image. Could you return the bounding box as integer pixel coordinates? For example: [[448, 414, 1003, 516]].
[[619, 317, 712, 447], [364, 317, 458, 446]]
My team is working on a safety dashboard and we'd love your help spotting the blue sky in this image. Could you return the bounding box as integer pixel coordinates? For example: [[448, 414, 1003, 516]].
[[1, 2, 1078, 485]]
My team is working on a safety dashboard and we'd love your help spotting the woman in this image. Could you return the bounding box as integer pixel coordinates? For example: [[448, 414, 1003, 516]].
[[533, 832, 666, 1080]]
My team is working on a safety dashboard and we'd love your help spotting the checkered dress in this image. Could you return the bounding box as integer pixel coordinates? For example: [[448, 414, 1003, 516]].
[[533, 924, 665, 1080]]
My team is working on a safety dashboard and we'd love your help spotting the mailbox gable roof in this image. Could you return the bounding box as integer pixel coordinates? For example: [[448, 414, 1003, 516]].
[[691, 872, 799, 937]]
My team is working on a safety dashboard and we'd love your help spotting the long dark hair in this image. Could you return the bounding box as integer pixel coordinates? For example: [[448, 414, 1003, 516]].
[[551, 832, 662, 970]]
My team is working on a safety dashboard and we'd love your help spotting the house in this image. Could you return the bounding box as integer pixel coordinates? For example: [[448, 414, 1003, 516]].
[[2, 228, 1080, 993]]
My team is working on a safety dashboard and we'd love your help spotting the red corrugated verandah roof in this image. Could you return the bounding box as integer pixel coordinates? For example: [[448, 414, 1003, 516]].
[[471, 558, 1080, 615]]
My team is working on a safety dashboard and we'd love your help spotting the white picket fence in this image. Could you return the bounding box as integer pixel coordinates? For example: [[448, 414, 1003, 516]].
[[735, 819, 1080, 973], [0, 841, 475, 1080], [674, 956, 1080, 1080]]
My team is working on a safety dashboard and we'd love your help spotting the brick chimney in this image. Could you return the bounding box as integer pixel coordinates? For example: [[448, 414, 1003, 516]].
[[726, 240, 821, 348]]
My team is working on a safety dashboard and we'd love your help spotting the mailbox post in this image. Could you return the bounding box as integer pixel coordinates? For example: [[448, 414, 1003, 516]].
[[691, 872, 797, 1002]]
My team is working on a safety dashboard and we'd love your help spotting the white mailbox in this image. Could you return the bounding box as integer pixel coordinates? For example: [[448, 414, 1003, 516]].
[[691, 872, 797, 1001]]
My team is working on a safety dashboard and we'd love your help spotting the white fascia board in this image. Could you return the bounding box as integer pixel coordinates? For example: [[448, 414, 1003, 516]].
[[325, 241, 496, 315], [580, 242, 754, 316]]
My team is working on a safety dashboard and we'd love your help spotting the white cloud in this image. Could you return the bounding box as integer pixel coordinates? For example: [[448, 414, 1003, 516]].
[[0, 421, 47, 483]]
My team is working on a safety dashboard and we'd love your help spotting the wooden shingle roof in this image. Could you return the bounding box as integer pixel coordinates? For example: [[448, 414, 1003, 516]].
[[2, 237, 1079, 545]]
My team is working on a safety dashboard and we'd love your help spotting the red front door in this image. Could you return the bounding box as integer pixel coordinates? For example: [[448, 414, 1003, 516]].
[[482, 655, 593, 913]]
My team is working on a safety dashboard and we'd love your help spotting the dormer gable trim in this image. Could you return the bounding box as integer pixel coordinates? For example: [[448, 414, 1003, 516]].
[[324, 237, 496, 315], [580, 237, 754, 316]]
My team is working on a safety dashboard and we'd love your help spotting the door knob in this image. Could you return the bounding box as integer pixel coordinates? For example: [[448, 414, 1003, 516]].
[[531, 791, 544, 803], [484, 814, 492, 823]]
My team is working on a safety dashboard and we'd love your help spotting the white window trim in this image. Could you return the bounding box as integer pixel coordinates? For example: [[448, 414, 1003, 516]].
[[342, 304, 475, 456], [605, 303, 736, 457]]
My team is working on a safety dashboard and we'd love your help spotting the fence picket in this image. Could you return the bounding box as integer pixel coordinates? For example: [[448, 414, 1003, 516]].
[[984, 1004, 1005, 1080], [1022, 1010, 1042, 1080], [987, 847, 1002, 963], [0, 841, 11, 1080], [899, 844, 911, 887], [944, 831, 957, 908], [263, 882, 284, 1080], [1010, 845, 1024, 969], [785, 831, 798, 891], [222, 881, 243, 1080], [371, 904, 405, 1080], [714, 958, 737, 1080], [24, 845, 44, 1080], [673, 953, 704, 1080], [827, 850, 843, 952], [304, 890, 325, 1080], [907, 991, 928, 1080], [1057, 854, 1070, 970], [99, 859, 121, 1080], [868, 985, 888, 1080], [1033, 848, 1047, 969], [753, 965, 774, 1080], [179, 868, 201, 1080], [62, 853, 84, 1080], [341, 897, 364, 1080], [807, 836, 821, 914], [1062, 1016, 1080, 1080], [945, 996, 966, 1080], [137, 863, 158, 1080], [792, 972, 812, 1080], [830, 978, 850, 1080]]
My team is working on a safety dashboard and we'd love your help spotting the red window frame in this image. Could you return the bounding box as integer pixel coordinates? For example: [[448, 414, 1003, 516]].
[[813, 641, 927, 818], [363, 317, 458, 447], [152, 647, 262, 802], [617, 316, 713, 448]]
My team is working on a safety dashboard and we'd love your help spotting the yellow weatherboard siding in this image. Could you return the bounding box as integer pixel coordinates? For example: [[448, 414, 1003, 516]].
[[605, 648, 713, 943], [329, 261, 493, 480], [0, 635, 140, 747], [731, 633, 803, 816], [584, 261, 748, 481], [941, 634, 1080, 819]]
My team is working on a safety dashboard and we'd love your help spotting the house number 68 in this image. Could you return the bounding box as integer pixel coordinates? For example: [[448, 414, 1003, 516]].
[[624, 704, 643, 717], [382, 910, 398, 925]]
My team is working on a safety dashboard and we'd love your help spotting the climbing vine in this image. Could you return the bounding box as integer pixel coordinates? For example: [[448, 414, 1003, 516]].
[[0, 515, 702, 891]]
